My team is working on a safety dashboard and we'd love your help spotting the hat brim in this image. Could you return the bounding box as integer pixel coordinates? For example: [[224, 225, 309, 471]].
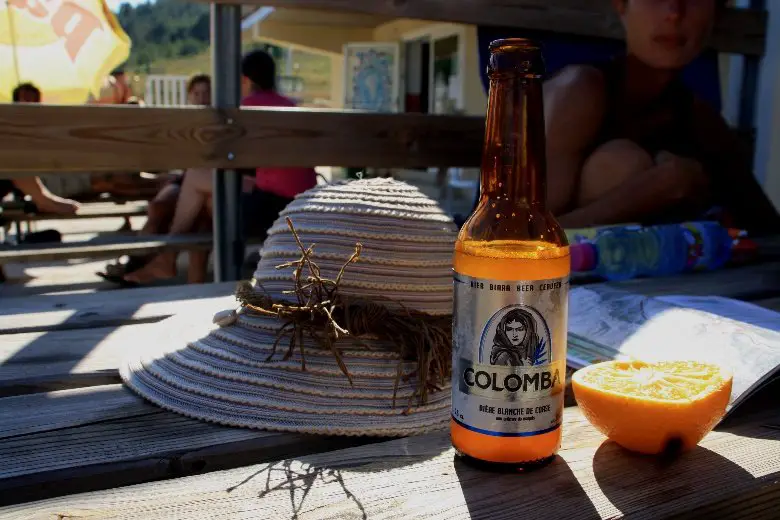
[[120, 311, 451, 437]]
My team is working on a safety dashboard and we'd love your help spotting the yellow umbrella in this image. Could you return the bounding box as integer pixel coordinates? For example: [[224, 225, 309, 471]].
[[0, 0, 131, 104]]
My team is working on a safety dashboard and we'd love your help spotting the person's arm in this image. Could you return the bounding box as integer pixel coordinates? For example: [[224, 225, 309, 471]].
[[557, 156, 708, 228], [12, 177, 79, 215], [690, 100, 780, 235], [544, 66, 607, 215]]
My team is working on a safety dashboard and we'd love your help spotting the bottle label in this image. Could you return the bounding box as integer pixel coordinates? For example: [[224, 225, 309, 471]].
[[681, 223, 705, 271], [452, 273, 569, 436]]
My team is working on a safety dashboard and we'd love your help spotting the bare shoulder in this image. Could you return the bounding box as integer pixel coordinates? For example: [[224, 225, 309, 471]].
[[544, 65, 607, 145], [546, 64, 606, 97]]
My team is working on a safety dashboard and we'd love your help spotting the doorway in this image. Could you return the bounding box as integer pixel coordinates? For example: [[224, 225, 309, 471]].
[[404, 39, 430, 113], [403, 27, 464, 115]]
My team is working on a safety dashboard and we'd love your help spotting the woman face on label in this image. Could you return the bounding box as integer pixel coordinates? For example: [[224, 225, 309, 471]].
[[505, 320, 526, 347]]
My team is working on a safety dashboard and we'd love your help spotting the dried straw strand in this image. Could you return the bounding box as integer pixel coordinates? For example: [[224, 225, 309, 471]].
[[235, 217, 452, 407]]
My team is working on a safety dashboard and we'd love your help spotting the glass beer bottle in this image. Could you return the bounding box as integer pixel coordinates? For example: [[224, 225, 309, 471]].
[[451, 39, 570, 469]]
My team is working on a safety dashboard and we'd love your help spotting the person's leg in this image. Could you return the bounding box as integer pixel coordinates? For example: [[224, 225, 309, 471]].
[[140, 183, 180, 235], [576, 139, 654, 209], [187, 205, 213, 284], [12, 177, 80, 215], [166, 169, 212, 235], [125, 169, 212, 283]]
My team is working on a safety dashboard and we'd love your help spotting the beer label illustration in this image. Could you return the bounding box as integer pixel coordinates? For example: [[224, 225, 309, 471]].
[[452, 274, 569, 435]]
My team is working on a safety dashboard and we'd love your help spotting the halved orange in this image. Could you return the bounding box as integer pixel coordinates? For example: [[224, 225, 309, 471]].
[[572, 360, 733, 455]]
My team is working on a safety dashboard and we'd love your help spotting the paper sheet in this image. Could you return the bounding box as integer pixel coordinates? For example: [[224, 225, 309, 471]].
[[568, 286, 780, 414]]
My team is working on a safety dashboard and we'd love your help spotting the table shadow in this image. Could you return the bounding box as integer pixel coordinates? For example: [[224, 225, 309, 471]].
[[719, 377, 780, 435], [592, 440, 756, 518], [454, 455, 601, 520], [223, 433, 451, 520]]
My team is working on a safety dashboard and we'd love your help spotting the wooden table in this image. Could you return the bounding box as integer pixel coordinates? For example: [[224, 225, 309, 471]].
[[1, 262, 779, 518]]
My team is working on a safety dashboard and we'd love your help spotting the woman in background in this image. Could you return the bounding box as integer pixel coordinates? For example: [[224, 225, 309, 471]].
[[1, 83, 80, 216], [98, 74, 212, 285], [125, 50, 317, 285], [543, 0, 779, 233]]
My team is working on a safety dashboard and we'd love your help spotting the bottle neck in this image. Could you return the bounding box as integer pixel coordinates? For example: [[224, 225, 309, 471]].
[[480, 74, 546, 207]]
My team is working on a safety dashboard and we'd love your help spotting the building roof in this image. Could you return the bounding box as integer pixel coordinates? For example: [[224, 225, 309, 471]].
[[241, 6, 392, 32]]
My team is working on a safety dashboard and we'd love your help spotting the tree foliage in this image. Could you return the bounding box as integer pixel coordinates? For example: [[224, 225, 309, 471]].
[[116, 0, 210, 70]]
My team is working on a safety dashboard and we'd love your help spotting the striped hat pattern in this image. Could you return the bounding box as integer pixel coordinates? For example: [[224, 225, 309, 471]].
[[122, 178, 457, 436]]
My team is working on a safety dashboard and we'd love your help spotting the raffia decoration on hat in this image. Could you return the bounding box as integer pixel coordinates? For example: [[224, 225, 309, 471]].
[[121, 178, 457, 436]]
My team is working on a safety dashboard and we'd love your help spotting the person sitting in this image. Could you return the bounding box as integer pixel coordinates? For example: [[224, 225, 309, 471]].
[[13, 82, 41, 103], [99, 75, 212, 285], [124, 50, 317, 285], [239, 49, 318, 220], [88, 69, 132, 105], [0, 83, 80, 216], [137, 75, 213, 240], [544, 0, 779, 234]]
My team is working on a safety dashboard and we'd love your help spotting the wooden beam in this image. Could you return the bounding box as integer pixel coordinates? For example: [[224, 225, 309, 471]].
[[215, 0, 767, 56], [0, 104, 484, 174]]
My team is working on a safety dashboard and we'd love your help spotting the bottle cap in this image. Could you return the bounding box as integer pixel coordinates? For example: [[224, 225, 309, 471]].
[[570, 243, 597, 272]]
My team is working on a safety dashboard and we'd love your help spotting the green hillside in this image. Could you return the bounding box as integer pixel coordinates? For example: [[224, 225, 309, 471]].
[[116, 0, 332, 105], [117, 0, 209, 71]]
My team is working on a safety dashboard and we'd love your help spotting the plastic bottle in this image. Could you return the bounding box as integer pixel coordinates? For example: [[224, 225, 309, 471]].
[[570, 222, 733, 281]]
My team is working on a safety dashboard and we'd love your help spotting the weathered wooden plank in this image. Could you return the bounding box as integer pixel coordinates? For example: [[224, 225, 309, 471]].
[[3, 264, 776, 396], [0, 385, 380, 506], [0, 233, 213, 263], [231, 0, 767, 56], [0, 385, 158, 440], [609, 262, 780, 301], [2, 405, 777, 518], [754, 235, 780, 260], [0, 105, 483, 174], [754, 297, 780, 312], [0, 284, 236, 334], [0, 296, 235, 396], [0, 323, 155, 397], [1, 204, 148, 223]]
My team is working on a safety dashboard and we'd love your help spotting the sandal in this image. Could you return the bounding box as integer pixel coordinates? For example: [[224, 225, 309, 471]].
[[96, 254, 151, 287]]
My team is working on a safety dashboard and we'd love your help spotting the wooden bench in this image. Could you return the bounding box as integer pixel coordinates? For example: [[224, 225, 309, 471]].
[[1, 201, 148, 242], [1, 202, 148, 223], [0, 234, 213, 265]]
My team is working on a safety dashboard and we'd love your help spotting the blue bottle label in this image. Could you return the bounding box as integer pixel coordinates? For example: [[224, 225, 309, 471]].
[[681, 223, 707, 271]]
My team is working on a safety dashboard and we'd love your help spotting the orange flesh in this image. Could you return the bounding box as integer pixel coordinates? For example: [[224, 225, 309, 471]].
[[571, 360, 732, 455], [452, 241, 570, 463]]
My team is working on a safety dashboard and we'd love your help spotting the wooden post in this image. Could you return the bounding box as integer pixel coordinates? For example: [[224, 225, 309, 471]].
[[211, 3, 244, 282]]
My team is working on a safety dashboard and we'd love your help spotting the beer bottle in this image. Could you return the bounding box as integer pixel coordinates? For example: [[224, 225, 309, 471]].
[[451, 39, 570, 469]]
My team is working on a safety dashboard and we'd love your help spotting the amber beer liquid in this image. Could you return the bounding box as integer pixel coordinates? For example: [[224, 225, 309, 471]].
[[451, 39, 570, 468]]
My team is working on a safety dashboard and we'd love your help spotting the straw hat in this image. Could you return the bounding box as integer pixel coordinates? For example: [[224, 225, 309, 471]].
[[121, 178, 457, 436]]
